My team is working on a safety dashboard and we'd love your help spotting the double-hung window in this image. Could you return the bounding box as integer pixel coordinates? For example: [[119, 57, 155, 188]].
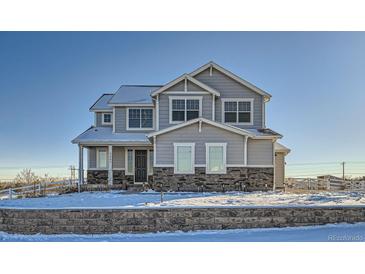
[[222, 99, 253, 124], [102, 113, 112, 125], [170, 97, 201, 124], [127, 108, 153, 130], [174, 143, 195, 174], [97, 148, 108, 169], [206, 143, 227, 174]]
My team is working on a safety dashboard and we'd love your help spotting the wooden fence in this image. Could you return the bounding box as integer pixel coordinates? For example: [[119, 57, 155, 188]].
[[0, 179, 78, 200]]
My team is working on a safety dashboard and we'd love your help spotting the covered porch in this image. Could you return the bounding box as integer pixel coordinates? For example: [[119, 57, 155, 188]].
[[79, 145, 154, 186], [72, 126, 153, 187]]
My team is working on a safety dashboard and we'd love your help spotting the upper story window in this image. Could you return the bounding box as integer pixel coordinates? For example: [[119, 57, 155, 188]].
[[127, 108, 153, 130], [169, 96, 202, 124], [222, 98, 253, 125], [102, 113, 112, 125]]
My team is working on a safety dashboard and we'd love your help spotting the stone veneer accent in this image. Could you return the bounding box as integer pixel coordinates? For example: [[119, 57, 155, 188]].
[[87, 170, 153, 187], [0, 207, 364, 234], [87, 170, 108, 184], [152, 167, 274, 192], [113, 170, 134, 186]]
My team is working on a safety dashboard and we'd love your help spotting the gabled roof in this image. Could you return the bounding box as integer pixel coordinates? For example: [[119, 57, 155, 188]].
[[89, 94, 114, 111], [151, 74, 220, 97], [72, 126, 151, 145], [148, 118, 256, 138], [109, 85, 162, 105], [189, 61, 272, 101]]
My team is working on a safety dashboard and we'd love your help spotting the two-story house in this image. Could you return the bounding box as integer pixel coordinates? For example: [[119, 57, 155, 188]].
[[72, 62, 290, 191]]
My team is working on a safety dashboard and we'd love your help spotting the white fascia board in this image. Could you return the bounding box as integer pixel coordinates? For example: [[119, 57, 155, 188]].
[[72, 141, 151, 146], [108, 103, 154, 107], [147, 118, 254, 138], [151, 74, 220, 97], [89, 109, 113, 113], [189, 61, 272, 100]]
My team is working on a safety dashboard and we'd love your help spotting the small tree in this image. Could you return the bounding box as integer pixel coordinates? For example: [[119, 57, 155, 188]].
[[14, 168, 39, 185]]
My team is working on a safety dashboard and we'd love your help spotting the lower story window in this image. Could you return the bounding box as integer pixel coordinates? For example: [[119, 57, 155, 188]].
[[97, 148, 107, 169], [206, 143, 227, 174], [174, 143, 195, 174]]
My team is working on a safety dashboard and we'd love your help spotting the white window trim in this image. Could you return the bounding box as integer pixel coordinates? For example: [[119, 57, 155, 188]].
[[126, 108, 154, 131], [205, 143, 227, 174], [125, 148, 135, 175], [173, 143, 195, 174], [96, 147, 108, 169], [169, 96, 202, 124], [101, 113, 113, 125], [221, 98, 254, 125], [147, 149, 154, 175]]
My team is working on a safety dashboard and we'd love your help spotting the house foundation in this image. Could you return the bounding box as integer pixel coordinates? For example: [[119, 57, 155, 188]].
[[152, 167, 274, 192]]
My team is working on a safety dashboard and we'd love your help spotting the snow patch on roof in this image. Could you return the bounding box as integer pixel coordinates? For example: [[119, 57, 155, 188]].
[[274, 142, 291, 153], [89, 94, 114, 111], [72, 127, 151, 145], [109, 85, 162, 105]]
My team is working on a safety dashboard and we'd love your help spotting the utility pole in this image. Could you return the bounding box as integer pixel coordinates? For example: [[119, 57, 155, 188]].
[[341, 162, 345, 181]]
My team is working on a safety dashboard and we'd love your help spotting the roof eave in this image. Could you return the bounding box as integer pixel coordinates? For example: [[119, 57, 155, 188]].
[[108, 103, 154, 107], [147, 118, 255, 138]]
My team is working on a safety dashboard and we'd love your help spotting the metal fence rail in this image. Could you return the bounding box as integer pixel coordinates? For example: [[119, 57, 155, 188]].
[[0, 179, 78, 200]]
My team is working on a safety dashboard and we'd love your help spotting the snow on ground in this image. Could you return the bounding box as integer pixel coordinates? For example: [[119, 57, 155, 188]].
[[1, 222, 364, 242], [153, 191, 365, 208], [0, 191, 365, 209], [0, 191, 214, 209]]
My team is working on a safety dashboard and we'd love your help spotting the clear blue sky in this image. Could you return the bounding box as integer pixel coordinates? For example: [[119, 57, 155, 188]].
[[0, 32, 364, 178]]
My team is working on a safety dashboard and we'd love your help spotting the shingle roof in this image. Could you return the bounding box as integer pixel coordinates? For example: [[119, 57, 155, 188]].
[[108, 85, 162, 105], [89, 94, 114, 111], [71, 127, 151, 145]]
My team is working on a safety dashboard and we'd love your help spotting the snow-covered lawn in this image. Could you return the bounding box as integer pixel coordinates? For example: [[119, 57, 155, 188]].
[[1, 222, 364, 242], [0, 191, 365, 209]]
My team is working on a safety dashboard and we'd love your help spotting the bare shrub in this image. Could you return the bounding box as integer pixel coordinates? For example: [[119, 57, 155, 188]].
[[14, 168, 40, 185]]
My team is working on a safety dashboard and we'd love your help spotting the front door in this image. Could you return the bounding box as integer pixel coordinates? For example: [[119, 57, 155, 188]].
[[135, 150, 147, 183]]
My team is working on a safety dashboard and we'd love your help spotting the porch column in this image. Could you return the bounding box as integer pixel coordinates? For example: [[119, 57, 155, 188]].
[[108, 145, 113, 185], [244, 136, 248, 166], [78, 144, 84, 187]]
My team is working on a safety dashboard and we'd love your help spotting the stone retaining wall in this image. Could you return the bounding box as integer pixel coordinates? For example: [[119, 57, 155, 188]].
[[152, 167, 274, 192], [1, 206, 364, 235]]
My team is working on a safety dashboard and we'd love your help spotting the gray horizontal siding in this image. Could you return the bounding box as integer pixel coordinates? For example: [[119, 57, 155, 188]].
[[156, 123, 245, 165], [115, 107, 155, 133], [87, 146, 125, 169], [159, 94, 213, 130], [166, 80, 202, 91], [247, 139, 273, 166], [112, 147, 125, 169], [275, 152, 285, 188], [194, 68, 263, 129], [95, 112, 113, 127]]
